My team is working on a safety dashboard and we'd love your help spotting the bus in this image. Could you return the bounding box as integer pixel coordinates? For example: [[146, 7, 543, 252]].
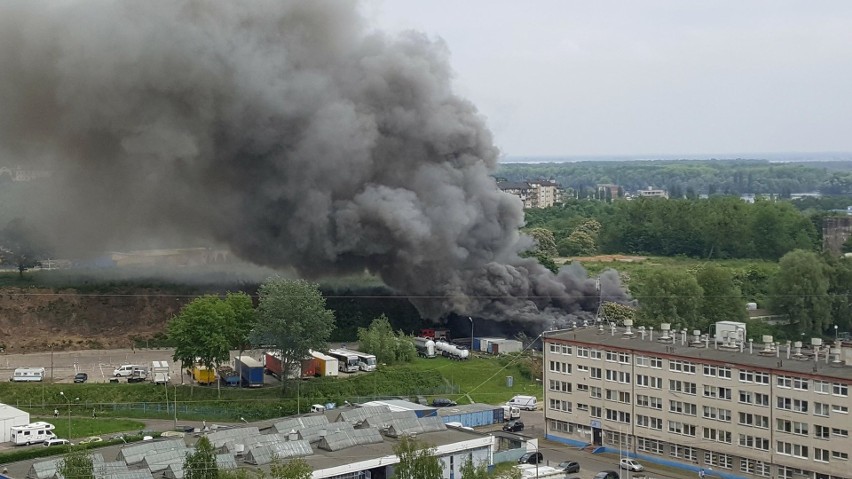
[[353, 351, 377, 371], [327, 349, 359, 373]]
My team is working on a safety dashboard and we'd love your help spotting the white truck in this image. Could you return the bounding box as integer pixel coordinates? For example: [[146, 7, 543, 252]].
[[11, 422, 56, 445], [507, 395, 537, 411], [150, 360, 170, 385]]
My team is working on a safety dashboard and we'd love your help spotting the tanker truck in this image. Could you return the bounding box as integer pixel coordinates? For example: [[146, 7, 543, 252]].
[[435, 340, 469, 360], [414, 337, 436, 358]]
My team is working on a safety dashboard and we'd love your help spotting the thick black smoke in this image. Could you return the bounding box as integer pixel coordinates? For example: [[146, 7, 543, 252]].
[[0, 1, 627, 326]]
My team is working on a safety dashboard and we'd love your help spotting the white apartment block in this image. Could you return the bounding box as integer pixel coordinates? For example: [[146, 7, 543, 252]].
[[497, 180, 560, 209], [543, 323, 852, 479]]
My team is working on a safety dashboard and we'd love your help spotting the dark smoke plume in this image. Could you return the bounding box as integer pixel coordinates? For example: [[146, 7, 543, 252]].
[[0, 1, 627, 326]]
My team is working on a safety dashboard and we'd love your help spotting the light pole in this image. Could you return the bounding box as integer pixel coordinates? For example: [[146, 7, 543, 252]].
[[468, 317, 474, 352], [59, 392, 71, 442], [835, 325, 839, 343]]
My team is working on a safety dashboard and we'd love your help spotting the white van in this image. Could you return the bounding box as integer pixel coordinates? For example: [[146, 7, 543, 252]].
[[11, 422, 56, 445], [503, 405, 521, 420], [113, 364, 144, 377], [507, 395, 537, 411], [10, 367, 46, 382]]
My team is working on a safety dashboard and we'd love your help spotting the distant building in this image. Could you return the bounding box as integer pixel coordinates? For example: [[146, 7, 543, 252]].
[[597, 184, 620, 199], [637, 187, 668, 199], [498, 179, 561, 208]]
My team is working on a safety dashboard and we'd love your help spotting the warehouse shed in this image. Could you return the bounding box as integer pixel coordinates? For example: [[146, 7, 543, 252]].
[[436, 403, 503, 428], [0, 403, 30, 444]]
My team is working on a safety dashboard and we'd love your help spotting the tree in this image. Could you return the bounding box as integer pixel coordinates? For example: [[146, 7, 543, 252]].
[[224, 292, 257, 388], [557, 230, 597, 257], [358, 315, 415, 365], [270, 458, 312, 479], [184, 436, 217, 479], [695, 264, 746, 330], [633, 269, 703, 330], [249, 277, 335, 391], [392, 435, 442, 479], [769, 250, 831, 335], [526, 228, 558, 257], [0, 217, 50, 277], [58, 448, 94, 479], [824, 255, 852, 332], [459, 456, 489, 479], [168, 296, 235, 388], [600, 302, 636, 325]]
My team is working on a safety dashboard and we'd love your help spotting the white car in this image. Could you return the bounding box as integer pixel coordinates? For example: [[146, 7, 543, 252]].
[[44, 438, 72, 447], [619, 459, 644, 472], [113, 364, 144, 377]]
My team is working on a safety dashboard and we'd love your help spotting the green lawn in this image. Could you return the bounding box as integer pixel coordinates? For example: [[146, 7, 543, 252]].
[[402, 355, 541, 404], [31, 417, 145, 439]]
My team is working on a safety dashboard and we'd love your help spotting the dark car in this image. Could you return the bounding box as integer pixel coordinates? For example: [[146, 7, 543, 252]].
[[593, 471, 620, 479], [503, 420, 525, 432], [73, 372, 88, 383], [558, 461, 580, 473], [518, 451, 543, 464], [432, 398, 457, 407]]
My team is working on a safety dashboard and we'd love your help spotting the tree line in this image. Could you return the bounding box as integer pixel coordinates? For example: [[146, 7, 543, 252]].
[[524, 197, 820, 260], [497, 159, 852, 196]]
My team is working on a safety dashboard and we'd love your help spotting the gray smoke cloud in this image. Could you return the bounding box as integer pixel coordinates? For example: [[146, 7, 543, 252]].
[[0, 1, 628, 326]]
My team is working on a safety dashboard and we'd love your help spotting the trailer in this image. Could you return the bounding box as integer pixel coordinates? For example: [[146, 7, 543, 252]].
[[435, 341, 469, 360], [264, 352, 284, 378], [217, 366, 240, 387], [300, 357, 320, 378], [190, 365, 216, 385], [309, 350, 339, 377], [11, 422, 55, 445], [10, 367, 45, 382], [150, 361, 170, 385], [235, 356, 265, 387], [327, 349, 360, 373], [414, 337, 436, 358]]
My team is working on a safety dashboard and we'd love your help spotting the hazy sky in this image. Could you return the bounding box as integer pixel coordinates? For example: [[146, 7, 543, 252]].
[[366, 1, 852, 158]]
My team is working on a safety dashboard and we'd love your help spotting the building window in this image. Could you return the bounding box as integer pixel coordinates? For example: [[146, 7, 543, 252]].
[[636, 394, 662, 410], [832, 404, 848, 414], [702, 406, 731, 422], [832, 451, 849, 461], [561, 345, 572, 355], [670, 380, 696, 395], [776, 419, 809, 436], [668, 421, 696, 437], [832, 427, 849, 438], [703, 385, 731, 400], [704, 452, 732, 469], [669, 400, 696, 416], [815, 402, 830, 416], [650, 357, 662, 369], [833, 383, 848, 397], [590, 368, 602, 379], [754, 392, 769, 406], [590, 349, 601, 360], [740, 459, 771, 477], [605, 390, 630, 404], [590, 386, 601, 399], [590, 406, 601, 418], [671, 445, 696, 461], [637, 438, 664, 454], [577, 347, 589, 358], [738, 434, 770, 451], [814, 380, 830, 394], [605, 409, 630, 423], [814, 448, 829, 462], [738, 412, 769, 429], [702, 427, 732, 444], [776, 441, 808, 459], [703, 365, 731, 379], [669, 359, 696, 374], [815, 425, 830, 439]]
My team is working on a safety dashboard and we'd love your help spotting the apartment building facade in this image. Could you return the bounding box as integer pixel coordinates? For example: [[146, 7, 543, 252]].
[[543, 325, 852, 479], [497, 180, 560, 208]]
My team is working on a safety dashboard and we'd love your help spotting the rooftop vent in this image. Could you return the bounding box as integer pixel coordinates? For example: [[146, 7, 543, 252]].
[[830, 347, 845, 367], [690, 330, 704, 348], [610, 322, 617, 336], [719, 331, 738, 350], [658, 323, 673, 343], [623, 320, 635, 338], [758, 335, 775, 356], [812, 338, 824, 363], [638, 326, 646, 340], [792, 341, 805, 360]]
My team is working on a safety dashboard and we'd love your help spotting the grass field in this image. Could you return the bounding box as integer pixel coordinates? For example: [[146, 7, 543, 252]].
[[31, 417, 145, 439], [402, 354, 542, 404]]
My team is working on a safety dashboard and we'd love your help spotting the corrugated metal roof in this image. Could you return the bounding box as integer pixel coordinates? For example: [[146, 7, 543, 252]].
[[207, 427, 260, 448], [117, 438, 185, 465], [272, 415, 329, 434], [317, 426, 383, 452], [243, 440, 313, 466], [337, 405, 390, 424]]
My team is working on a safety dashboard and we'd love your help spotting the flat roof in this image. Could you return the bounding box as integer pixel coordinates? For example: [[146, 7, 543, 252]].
[[545, 326, 852, 382], [301, 427, 484, 471], [436, 403, 501, 417], [361, 399, 436, 412]]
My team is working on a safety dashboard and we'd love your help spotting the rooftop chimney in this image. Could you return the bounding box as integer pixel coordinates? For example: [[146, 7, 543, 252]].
[[658, 323, 673, 343], [793, 341, 804, 359], [812, 338, 824, 363], [638, 326, 646, 340], [610, 322, 617, 336], [690, 330, 704, 348], [758, 336, 775, 356], [623, 320, 635, 338], [830, 347, 845, 367]]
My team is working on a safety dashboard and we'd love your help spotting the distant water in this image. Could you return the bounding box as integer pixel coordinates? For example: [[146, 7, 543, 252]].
[[502, 152, 852, 164]]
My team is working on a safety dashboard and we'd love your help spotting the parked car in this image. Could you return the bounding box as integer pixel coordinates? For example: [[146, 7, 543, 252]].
[[593, 471, 620, 479], [44, 438, 72, 447], [431, 398, 457, 407], [78, 436, 102, 445], [518, 451, 543, 464], [503, 420, 525, 432], [619, 459, 644, 472], [558, 461, 581, 473], [73, 372, 88, 383]]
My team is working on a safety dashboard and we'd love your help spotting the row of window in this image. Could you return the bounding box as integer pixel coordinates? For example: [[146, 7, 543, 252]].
[[546, 345, 850, 396]]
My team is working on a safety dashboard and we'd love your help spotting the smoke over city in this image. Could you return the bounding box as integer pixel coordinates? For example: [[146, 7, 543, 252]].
[[0, 1, 627, 326]]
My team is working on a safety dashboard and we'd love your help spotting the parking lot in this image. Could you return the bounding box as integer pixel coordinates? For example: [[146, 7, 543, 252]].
[[0, 348, 273, 385]]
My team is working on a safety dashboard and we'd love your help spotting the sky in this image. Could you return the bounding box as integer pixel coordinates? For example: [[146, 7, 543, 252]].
[[365, 1, 852, 158]]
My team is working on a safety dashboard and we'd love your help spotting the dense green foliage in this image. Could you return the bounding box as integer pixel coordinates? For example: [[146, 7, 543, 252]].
[[357, 315, 416, 365], [526, 197, 819, 260], [250, 277, 335, 391], [269, 458, 313, 479], [169, 295, 239, 382], [58, 449, 95, 479], [769, 251, 832, 335], [184, 436, 218, 479], [392, 436, 443, 479], [498, 159, 852, 196]]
